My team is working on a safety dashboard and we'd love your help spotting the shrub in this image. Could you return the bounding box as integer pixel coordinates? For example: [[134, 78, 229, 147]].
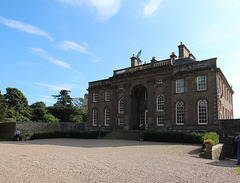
[[30, 131, 108, 140], [201, 132, 219, 145], [142, 131, 204, 144]]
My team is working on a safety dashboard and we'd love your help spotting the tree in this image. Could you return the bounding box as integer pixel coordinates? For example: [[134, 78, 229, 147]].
[[0, 91, 7, 122], [4, 87, 31, 122], [73, 93, 88, 122], [49, 90, 75, 122], [52, 90, 73, 106]]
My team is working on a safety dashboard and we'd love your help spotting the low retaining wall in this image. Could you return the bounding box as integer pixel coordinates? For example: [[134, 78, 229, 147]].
[[0, 122, 86, 139]]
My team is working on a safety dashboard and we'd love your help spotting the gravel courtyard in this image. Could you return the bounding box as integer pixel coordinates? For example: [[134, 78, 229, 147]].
[[0, 139, 239, 183]]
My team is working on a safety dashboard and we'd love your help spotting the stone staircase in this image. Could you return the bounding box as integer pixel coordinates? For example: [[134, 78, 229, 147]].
[[102, 130, 140, 140]]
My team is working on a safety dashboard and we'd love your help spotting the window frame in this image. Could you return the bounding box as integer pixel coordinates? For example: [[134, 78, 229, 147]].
[[176, 101, 184, 125], [93, 92, 98, 102], [157, 115, 164, 126], [118, 99, 124, 114], [198, 99, 208, 124], [176, 79, 184, 93], [157, 95, 164, 111], [105, 90, 111, 102], [118, 117, 124, 126], [104, 107, 110, 126], [197, 76, 207, 91], [92, 109, 98, 126]]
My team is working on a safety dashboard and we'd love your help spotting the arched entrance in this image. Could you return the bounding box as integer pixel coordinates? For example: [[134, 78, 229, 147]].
[[130, 85, 148, 130]]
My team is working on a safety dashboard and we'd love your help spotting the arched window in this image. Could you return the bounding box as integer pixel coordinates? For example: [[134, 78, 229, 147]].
[[105, 107, 110, 126], [157, 95, 164, 111], [92, 109, 98, 126], [198, 100, 208, 124], [118, 99, 124, 114], [176, 101, 184, 125]]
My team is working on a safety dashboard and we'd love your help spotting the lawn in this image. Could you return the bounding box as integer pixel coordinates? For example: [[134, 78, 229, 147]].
[[236, 167, 240, 174]]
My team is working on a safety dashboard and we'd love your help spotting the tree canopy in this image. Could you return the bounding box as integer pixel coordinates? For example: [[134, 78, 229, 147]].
[[0, 88, 88, 123]]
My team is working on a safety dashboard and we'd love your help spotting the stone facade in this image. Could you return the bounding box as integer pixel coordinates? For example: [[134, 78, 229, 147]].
[[88, 43, 234, 132]]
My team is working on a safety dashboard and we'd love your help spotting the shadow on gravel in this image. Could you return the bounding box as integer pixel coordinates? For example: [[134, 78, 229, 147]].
[[206, 159, 238, 168], [2, 139, 201, 149]]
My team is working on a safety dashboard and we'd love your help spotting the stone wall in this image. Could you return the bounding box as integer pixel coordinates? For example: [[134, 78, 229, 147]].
[[0, 123, 16, 139], [0, 122, 86, 139], [218, 119, 240, 157]]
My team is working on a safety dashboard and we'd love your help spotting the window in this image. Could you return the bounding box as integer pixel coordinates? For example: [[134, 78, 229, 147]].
[[176, 79, 184, 93], [198, 100, 208, 124], [118, 99, 124, 114], [176, 101, 184, 125], [104, 108, 110, 126], [157, 79, 163, 84], [118, 117, 124, 126], [145, 89, 148, 100], [145, 109, 148, 125], [105, 90, 110, 101], [92, 109, 98, 126], [197, 76, 207, 91], [157, 95, 164, 111], [157, 115, 164, 126], [93, 92, 98, 102]]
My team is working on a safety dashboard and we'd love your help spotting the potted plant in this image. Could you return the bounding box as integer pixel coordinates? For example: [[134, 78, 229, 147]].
[[203, 139, 215, 148], [25, 133, 31, 140]]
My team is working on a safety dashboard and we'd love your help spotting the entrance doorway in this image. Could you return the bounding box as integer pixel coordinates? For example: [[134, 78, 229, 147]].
[[130, 85, 148, 130]]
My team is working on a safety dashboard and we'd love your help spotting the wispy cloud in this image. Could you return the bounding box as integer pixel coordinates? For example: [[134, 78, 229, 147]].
[[0, 16, 53, 40], [58, 41, 100, 62], [36, 83, 77, 92], [59, 41, 88, 53], [58, 0, 122, 20], [30, 48, 71, 68], [142, 0, 162, 18], [37, 95, 55, 104]]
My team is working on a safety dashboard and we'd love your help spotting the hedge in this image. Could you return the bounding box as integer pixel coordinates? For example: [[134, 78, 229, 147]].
[[30, 131, 108, 140], [142, 131, 219, 144]]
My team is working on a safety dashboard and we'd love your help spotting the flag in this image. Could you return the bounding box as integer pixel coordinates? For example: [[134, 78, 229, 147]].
[[137, 49, 142, 65]]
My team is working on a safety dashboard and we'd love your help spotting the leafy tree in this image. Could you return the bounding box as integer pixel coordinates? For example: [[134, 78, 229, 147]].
[[4, 88, 31, 122], [52, 90, 73, 106], [0, 91, 8, 122], [49, 90, 76, 122], [73, 93, 88, 122]]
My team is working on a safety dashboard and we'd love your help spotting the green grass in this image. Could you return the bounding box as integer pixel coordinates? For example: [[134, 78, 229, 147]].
[[236, 167, 240, 174], [0, 138, 12, 141]]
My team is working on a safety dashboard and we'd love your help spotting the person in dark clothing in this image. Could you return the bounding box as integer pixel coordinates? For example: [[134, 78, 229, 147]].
[[235, 135, 240, 165]]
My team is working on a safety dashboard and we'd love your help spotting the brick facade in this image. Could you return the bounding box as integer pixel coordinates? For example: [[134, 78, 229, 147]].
[[88, 43, 234, 132]]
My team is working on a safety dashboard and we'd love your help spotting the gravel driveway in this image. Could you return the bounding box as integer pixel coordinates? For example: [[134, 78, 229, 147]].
[[0, 139, 239, 183]]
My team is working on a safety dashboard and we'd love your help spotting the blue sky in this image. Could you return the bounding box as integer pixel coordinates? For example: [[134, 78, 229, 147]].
[[1, 0, 240, 118]]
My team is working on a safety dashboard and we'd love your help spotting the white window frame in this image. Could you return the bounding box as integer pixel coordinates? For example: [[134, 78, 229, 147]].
[[105, 90, 110, 101], [176, 101, 184, 125], [145, 109, 148, 126], [176, 79, 184, 93], [104, 107, 110, 126], [157, 95, 164, 111], [93, 92, 98, 102], [197, 76, 207, 91], [198, 100, 208, 124], [118, 99, 124, 114], [118, 117, 124, 126], [92, 109, 98, 126], [157, 115, 164, 126]]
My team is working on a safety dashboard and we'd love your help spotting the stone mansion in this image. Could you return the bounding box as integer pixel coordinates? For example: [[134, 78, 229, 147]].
[[88, 43, 234, 132]]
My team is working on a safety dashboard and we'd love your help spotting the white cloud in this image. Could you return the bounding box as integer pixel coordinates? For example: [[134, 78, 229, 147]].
[[30, 48, 71, 69], [59, 41, 88, 53], [142, 0, 162, 18], [36, 83, 77, 92], [58, 0, 122, 20], [58, 41, 100, 62], [0, 16, 53, 40], [38, 95, 55, 104]]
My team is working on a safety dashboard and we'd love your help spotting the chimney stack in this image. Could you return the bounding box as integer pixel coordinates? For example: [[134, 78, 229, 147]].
[[131, 54, 138, 67], [178, 42, 195, 59]]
